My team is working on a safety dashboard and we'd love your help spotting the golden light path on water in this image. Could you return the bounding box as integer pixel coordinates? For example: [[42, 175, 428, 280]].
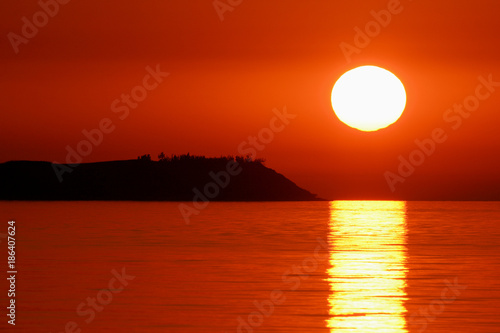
[[327, 201, 408, 332]]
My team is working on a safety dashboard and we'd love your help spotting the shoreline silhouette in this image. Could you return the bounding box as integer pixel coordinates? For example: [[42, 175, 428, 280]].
[[0, 154, 322, 201]]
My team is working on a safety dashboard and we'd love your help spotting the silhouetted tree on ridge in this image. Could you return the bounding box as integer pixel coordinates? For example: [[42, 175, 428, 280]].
[[137, 154, 151, 161], [153, 153, 265, 165]]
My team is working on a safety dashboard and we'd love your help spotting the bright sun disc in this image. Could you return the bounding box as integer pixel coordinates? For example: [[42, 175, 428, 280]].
[[331, 65, 406, 132]]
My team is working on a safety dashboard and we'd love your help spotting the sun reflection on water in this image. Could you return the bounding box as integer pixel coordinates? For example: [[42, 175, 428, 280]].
[[327, 201, 408, 332]]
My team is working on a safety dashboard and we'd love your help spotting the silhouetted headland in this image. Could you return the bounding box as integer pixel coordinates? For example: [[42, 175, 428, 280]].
[[0, 154, 321, 201]]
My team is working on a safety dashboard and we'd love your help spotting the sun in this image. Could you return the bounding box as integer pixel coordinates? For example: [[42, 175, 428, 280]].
[[331, 66, 406, 132]]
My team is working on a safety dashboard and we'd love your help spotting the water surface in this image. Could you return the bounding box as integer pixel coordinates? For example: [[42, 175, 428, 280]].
[[0, 201, 499, 332]]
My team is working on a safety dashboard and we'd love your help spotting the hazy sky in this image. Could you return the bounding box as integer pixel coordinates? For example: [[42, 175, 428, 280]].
[[1, 0, 500, 199]]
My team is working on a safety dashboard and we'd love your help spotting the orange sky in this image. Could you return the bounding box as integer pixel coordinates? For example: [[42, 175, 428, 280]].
[[1, 0, 500, 199]]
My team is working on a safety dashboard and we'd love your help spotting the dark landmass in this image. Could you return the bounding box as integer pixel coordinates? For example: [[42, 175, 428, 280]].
[[0, 155, 321, 201]]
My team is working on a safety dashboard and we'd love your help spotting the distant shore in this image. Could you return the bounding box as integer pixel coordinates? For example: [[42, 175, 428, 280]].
[[0, 155, 322, 201]]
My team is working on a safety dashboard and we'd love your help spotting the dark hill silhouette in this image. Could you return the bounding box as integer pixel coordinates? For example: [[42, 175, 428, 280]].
[[0, 155, 321, 201]]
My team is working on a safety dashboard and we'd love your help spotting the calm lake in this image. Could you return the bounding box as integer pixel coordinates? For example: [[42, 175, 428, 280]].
[[0, 201, 499, 332]]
